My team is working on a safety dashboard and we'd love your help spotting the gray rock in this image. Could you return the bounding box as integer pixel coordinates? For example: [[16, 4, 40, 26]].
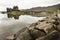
[[36, 30, 59, 40], [16, 27, 32, 40]]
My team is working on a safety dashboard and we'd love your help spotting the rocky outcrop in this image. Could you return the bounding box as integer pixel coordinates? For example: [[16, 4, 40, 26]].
[[6, 15, 60, 40], [36, 30, 59, 40]]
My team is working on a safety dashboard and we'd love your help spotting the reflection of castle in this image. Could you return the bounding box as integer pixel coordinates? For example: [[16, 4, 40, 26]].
[[7, 6, 19, 12]]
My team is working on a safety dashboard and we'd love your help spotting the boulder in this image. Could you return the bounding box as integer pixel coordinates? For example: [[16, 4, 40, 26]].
[[36, 30, 59, 40]]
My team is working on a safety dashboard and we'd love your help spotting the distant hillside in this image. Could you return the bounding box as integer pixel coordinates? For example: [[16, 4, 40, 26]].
[[26, 4, 60, 11]]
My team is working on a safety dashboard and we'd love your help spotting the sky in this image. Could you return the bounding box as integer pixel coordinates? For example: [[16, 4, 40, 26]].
[[0, 0, 60, 11]]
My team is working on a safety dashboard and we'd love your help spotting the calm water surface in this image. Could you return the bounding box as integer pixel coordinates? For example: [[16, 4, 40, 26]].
[[0, 13, 46, 40]]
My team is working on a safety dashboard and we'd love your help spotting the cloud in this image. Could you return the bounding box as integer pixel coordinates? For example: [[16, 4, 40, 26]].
[[0, 0, 60, 11]]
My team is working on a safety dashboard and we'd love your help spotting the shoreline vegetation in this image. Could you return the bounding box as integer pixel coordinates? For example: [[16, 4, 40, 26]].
[[1, 4, 60, 19]]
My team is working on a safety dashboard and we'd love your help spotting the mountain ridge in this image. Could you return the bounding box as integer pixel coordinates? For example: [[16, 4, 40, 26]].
[[26, 4, 60, 11]]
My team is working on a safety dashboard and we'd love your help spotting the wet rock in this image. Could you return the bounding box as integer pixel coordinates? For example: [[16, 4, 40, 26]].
[[15, 27, 46, 40], [29, 29, 46, 40], [36, 30, 59, 40], [16, 27, 32, 40]]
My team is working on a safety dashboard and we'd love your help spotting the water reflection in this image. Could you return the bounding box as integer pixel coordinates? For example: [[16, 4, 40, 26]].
[[0, 13, 46, 25], [0, 13, 46, 40]]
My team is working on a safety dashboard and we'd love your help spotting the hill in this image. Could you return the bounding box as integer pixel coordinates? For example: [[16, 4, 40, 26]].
[[26, 4, 60, 11]]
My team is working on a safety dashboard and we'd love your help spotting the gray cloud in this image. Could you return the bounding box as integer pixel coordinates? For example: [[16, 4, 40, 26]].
[[0, 0, 60, 11]]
